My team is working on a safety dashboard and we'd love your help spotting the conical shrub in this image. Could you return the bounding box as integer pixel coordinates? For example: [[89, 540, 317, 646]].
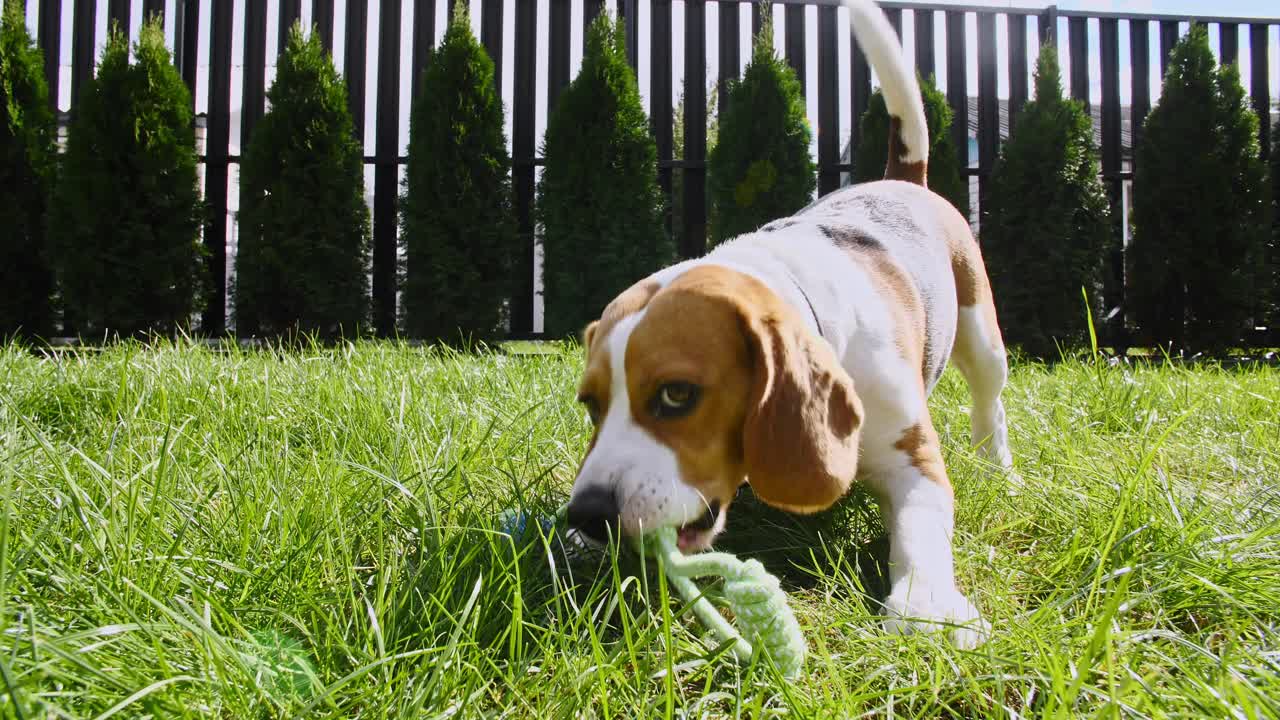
[[537, 13, 672, 337], [1129, 25, 1270, 353], [235, 24, 370, 340], [400, 4, 516, 344], [707, 16, 815, 244], [52, 20, 204, 338], [0, 0, 57, 338], [980, 44, 1110, 359]]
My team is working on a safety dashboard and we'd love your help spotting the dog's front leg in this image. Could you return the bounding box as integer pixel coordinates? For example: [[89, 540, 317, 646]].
[[863, 419, 990, 649]]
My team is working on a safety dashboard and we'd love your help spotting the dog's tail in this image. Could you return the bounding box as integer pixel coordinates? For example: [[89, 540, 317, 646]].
[[841, 0, 928, 185]]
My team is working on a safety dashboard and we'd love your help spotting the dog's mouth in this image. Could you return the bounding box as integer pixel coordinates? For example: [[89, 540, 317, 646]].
[[676, 501, 722, 552]]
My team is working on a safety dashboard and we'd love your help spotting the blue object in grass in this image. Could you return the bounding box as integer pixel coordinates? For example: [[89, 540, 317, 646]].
[[496, 508, 554, 540]]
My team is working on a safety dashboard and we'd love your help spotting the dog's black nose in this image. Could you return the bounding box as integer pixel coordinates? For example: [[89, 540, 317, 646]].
[[566, 486, 619, 543]]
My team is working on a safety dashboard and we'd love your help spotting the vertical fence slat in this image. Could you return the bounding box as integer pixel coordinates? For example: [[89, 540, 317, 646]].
[[817, 4, 838, 196], [1007, 13, 1027, 126], [203, 0, 234, 335], [1099, 19, 1120, 175], [1068, 16, 1088, 110], [751, 2, 763, 41], [785, 3, 804, 97], [242, 0, 267, 149], [1159, 20, 1177, 77], [1038, 5, 1057, 46], [179, 0, 199, 109], [511, 0, 535, 333], [279, 0, 301, 49], [884, 7, 901, 39], [1099, 16, 1124, 345], [548, 0, 569, 113], [849, 12, 870, 176], [1130, 19, 1150, 159], [411, 0, 434, 100], [914, 8, 934, 81], [1250, 24, 1270, 160], [652, 0, 673, 237], [344, 1, 368, 141], [38, 0, 61, 111], [313, 0, 334, 53], [107, 0, 127, 36], [945, 11, 967, 176], [373, 0, 402, 336], [621, 0, 638, 71], [1219, 22, 1237, 65], [143, 0, 163, 22], [481, 0, 502, 93], [584, 0, 603, 35], [70, 0, 95, 111], [683, 0, 706, 259], [977, 12, 997, 206], [718, 0, 739, 100]]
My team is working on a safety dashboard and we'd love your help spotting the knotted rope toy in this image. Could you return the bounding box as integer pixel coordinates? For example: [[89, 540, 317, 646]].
[[498, 506, 807, 677], [635, 525, 807, 678]]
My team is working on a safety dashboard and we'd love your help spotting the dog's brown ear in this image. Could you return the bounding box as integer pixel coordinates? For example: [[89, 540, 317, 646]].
[[741, 310, 862, 513], [581, 321, 599, 355]]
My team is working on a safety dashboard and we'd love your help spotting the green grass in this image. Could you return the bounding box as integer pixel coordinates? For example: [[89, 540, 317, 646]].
[[1, 340, 1278, 718]]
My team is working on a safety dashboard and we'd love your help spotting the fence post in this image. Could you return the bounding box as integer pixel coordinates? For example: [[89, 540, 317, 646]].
[[945, 11, 967, 184], [1218, 23, 1237, 66], [1007, 13, 1028, 127], [1158, 21, 1177, 77], [38, 0, 61, 112], [683, 0, 707, 259], [652, 0, 673, 239], [279, 0, 301, 50], [203, 0, 234, 336], [373, 0, 402, 337], [314, 0, 335, 53], [242, 0, 267, 151], [1100, 17, 1125, 350], [914, 8, 934, 81], [411, 1, 434, 101], [1068, 16, 1088, 111], [817, 4, 839, 196], [785, 3, 804, 97], [1038, 5, 1057, 47], [621, 0, 638, 72], [548, 0, 569, 113], [849, 9, 870, 179], [143, 0, 164, 23], [1250, 24, 1270, 161], [178, 0, 199, 110], [481, 0, 503, 92], [1130, 19, 1150, 157], [718, 0, 739, 101], [344, 2, 368, 141], [977, 12, 997, 211], [107, 0, 127, 36], [511, 0, 535, 334]]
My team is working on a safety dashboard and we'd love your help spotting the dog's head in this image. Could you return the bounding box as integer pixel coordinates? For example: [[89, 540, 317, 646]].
[[565, 264, 863, 551]]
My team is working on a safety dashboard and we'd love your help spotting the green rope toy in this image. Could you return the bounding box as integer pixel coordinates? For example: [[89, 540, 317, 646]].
[[635, 526, 807, 678], [505, 506, 807, 677]]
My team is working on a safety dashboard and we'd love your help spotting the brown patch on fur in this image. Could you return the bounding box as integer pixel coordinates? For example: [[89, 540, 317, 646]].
[[885, 115, 927, 185], [893, 422, 952, 490], [830, 228, 927, 374], [935, 197, 1006, 352], [623, 265, 862, 514]]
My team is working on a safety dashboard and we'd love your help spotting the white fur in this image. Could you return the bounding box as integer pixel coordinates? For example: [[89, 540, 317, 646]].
[[570, 312, 716, 538], [952, 306, 1014, 472], [842, 0, 929, 164]]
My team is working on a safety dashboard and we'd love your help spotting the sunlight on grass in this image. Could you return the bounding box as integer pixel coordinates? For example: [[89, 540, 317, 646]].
[[0, 340, 1277, 717]]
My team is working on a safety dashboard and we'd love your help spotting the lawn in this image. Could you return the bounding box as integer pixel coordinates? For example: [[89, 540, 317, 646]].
[[1, 340, 1277, 718]]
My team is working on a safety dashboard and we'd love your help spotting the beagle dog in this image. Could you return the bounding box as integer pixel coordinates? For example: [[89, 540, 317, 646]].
[[566, 0, 1012, 648]]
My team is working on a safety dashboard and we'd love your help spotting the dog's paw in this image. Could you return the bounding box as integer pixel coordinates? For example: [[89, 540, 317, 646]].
[[882, 581, 990, 650]]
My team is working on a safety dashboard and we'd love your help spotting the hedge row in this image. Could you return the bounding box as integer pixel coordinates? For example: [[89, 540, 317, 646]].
[[2, 6, 1277, 352]]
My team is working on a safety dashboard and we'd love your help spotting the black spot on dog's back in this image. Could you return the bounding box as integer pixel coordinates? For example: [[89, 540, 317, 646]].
[[818, 224, 885, 253]]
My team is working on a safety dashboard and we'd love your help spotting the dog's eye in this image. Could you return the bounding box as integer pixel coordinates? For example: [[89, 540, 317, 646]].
[[652, 382, 700, 419]]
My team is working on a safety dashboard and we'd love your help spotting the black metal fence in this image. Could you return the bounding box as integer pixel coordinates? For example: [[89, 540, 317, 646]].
[[21, 0, 1280, 340]]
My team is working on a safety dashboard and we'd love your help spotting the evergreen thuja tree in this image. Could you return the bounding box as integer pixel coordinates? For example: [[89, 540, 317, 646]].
[[235, 24, 370, 339], [0, 0, 56, 338], [537, 13, 672, 337], [707, 16, 814, 244], [52, 20, 204, 338], [853, 74, 969, 218], [1129, 25, 1270, 354], [400, 4, 515, 344], [980, 44, 1110, 359]]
